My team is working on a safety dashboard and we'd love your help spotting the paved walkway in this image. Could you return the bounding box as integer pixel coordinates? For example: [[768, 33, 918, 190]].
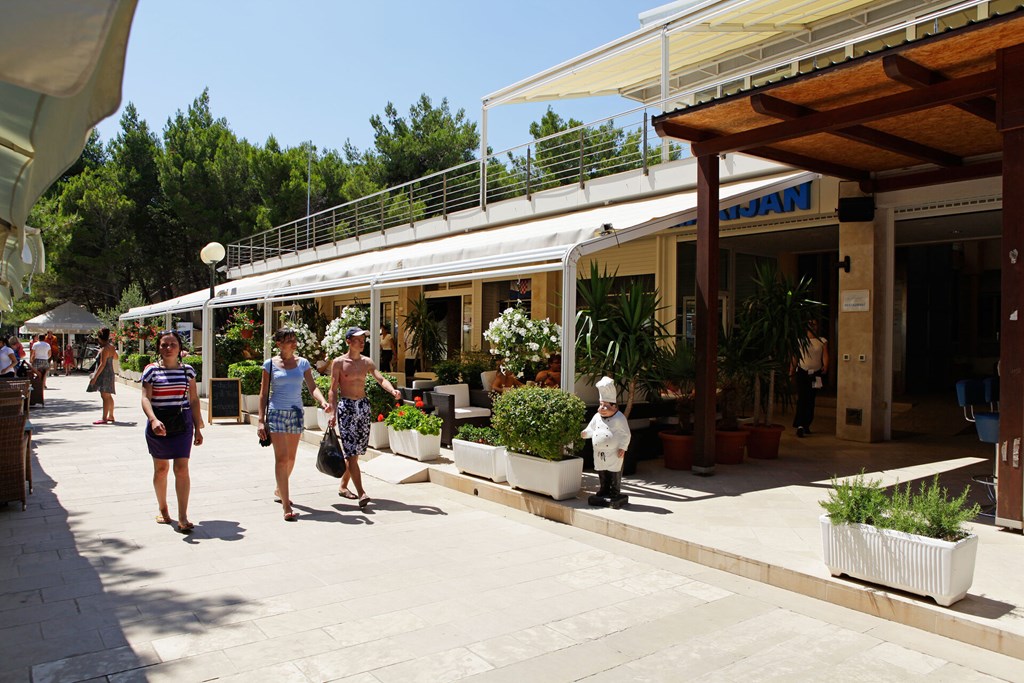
[[0, 375, 1021, 682]]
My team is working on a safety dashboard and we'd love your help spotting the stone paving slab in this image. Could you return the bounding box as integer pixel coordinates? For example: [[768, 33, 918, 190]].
[[0, 375, 1021, 682]]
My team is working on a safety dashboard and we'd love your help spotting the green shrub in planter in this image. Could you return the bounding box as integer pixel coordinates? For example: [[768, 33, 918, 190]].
[[492, 386, 585, 461], [384, 405, 442, 436], [183, 355, 202, 382], [119, 353, 138, 372], [228, 360, 263, 395], [820, 471, 980, 542], [300, 370, 328, 407], [454, 424, 503, 446], [433, 359, 461, 385], [136, 354, 152, 370], [365, 372, 399, 420]]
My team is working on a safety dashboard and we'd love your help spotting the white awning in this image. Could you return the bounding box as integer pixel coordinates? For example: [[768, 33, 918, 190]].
[[484, 0, 898, 108], [122, 169, 816, 319], [0, 0, 137, 308]]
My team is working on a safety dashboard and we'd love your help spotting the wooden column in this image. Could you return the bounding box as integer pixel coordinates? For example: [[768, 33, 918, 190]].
[[693, 154, 719, 474], [996, 44, 1024, 528]]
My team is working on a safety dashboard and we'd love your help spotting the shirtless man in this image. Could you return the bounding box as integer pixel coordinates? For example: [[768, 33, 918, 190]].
[[327, 327, 401, 507]]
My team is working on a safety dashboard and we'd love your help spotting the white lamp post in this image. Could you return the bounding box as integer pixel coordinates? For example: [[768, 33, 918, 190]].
[[200, 242, 226, 299]]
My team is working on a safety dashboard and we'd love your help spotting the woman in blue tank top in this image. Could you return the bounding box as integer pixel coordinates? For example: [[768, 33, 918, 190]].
[[257, 328, 329, 521]]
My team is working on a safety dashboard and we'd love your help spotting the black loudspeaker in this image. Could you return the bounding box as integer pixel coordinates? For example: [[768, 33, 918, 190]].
[[837, 196, 875, 222]]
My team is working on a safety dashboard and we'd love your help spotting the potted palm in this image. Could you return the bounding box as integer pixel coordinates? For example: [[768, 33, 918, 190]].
[[650, 341, 696, 470], [365, 372, 399, 448], [737, 263, 822, 459], [403, 295, 447, 371], [820, 472, 980, 606], [575, 263, 667, 417], [452, 424, 508, 482], [384, 404, 442, 461], [492, 386, 586, 500]]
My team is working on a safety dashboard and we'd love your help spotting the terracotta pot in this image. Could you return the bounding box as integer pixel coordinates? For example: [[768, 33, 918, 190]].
[[743, 423, 784, 459], [715, 429, 748, 464], [659, 430, 694, 470], [240, 328, 254, 339]]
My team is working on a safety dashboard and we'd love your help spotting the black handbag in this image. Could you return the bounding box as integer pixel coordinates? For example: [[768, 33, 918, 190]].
[[153, 407, 187, 436], [316, 427, 346, 478]]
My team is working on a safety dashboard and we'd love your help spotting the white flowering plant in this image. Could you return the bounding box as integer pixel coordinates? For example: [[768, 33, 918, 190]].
[[483, 306, 561, 377], [322, 306, 370, 357]]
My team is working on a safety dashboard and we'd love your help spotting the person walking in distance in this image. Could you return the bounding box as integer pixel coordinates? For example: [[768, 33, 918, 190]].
[[87, 327, 119, 424], [328, 327, 401, 508], [791, 320, 829, 437], [29, 334, 50, 388], [379, 325, 395, 373]]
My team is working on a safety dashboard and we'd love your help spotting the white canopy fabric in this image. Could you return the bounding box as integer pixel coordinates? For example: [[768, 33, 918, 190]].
[[0, 0, 137, 308], [21, 301, 104, 334], [123, 169, 815, 319], [484, 0, 894, 107]]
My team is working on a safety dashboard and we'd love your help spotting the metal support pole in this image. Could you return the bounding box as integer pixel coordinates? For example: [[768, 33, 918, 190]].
[[579, 128, 586, 189], [526, 148, 532, 199], [369, 283, 381, 368], [442, 173, 448, 218], [643, 112, 649, 175], [480, 104, 489, 209]]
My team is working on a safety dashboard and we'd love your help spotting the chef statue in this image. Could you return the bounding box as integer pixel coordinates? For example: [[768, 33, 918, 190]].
[[581, 376, 631, 509]]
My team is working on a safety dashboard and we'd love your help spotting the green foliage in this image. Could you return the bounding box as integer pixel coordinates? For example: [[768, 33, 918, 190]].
[[119, 353, 153, 372], [492, 386, 586, 461], [183, 355, 202, 382], [454, 424, 504, 446], [820, 472, 980, 542], [215, 335, 250, 376], [459, 352, 496, 390], [228, 360, 263, 395], [649, 341, 696, 433], [98, 283, 147, 329], [384, 405, 442, 436], [365, 372, 399, 420], [300, 370, 327, 407], [575, 263, 669, 417], [737, 262, 823, 426], [404, 294, 446, 365], [433, 359, 461, 385]]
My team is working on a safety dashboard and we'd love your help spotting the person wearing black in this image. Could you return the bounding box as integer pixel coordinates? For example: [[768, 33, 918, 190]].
[[791, 320, 829, 437]]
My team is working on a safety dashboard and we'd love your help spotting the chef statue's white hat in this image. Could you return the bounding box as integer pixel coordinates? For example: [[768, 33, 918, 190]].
[[596, 376, 617, 404]]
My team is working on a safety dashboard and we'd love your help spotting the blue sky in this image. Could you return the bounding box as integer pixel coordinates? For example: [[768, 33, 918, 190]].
[[96, 1, 658, 156]]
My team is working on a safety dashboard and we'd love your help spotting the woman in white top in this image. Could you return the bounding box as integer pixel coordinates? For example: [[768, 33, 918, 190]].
[[791, 320, 829, 437], [30, 334, 51, 387], [0, 343, 17, 377]]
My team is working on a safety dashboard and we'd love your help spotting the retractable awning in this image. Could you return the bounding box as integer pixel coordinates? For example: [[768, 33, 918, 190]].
[[122, 168, 815, 319], [0, 0, 137, 308]]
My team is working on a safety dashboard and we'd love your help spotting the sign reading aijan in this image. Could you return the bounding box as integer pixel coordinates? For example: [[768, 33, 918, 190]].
[[680, 180, 813, 226]]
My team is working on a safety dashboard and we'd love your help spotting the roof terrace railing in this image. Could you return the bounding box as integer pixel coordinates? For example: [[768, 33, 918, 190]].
[[226, 106, 682, 270]]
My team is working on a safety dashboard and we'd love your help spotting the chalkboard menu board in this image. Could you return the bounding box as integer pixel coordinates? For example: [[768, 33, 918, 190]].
[[208, 378, 242, 423]]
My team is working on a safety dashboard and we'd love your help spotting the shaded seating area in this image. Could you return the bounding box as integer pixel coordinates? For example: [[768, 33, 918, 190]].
[[956, 378, 999, 516]]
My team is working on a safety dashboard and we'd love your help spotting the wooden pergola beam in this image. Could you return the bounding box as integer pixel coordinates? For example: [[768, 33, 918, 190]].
[[751, 93, 962, 167], [883, 54, 997, 123], [692, 70, 997, 157], [863, 160, 1001, 193]]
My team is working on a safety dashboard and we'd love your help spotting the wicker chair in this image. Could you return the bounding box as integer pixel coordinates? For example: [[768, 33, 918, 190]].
[[0, 412, 29, 510], [0, 392, 31, 496]]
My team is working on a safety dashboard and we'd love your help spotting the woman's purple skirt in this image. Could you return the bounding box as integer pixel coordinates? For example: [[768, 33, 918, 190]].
[[146, 409, 194, 459]]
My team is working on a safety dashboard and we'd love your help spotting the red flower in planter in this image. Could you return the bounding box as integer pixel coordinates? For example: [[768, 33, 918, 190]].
[[377, 414, 384, 422]]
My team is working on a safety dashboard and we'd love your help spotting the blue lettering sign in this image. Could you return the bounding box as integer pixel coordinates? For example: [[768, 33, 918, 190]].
[[676, 181, 812, 227]]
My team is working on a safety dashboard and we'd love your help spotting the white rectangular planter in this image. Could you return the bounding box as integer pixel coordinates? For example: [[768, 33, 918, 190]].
[[303, 406, 320, 430], [242, 394, 260, 414], [387, 426, 441, 461], [452, 439, 507, 482], [505, 452, 583, 501], [368, 421, 390, 449], [819, 514, 979, 606]]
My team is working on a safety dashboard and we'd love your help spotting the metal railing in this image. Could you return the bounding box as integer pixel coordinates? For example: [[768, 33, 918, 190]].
[[226, 106, 686, 269]]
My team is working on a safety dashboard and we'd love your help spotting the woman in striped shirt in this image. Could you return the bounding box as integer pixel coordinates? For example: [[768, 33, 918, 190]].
[[141, 330, 204, 533]]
